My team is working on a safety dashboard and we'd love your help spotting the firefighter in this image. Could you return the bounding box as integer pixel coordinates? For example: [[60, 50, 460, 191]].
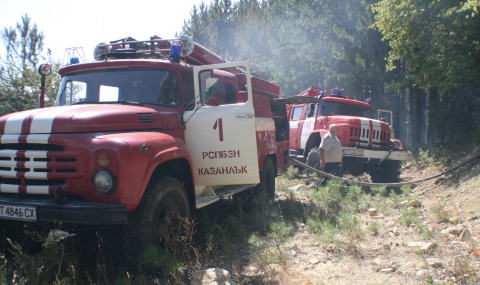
[[318, 124, 343, 186]]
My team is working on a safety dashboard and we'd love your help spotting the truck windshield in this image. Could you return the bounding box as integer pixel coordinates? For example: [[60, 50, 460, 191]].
[[56, 68, 180, 107], [319, 102, 372, 118]]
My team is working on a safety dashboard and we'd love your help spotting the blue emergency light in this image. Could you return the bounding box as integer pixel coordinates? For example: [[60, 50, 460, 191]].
[[169, 44, 182, 63]]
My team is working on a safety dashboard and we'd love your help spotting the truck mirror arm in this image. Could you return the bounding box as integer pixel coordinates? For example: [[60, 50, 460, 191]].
[[169, 90, 208, 129]]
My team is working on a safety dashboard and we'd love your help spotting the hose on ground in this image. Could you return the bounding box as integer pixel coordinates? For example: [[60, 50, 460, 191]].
[[287, 152, 480, 187]]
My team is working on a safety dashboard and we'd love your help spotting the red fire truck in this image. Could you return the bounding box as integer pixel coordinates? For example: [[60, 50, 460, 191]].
[[288, 87, 412, 182], [0, 36, 296, 249]]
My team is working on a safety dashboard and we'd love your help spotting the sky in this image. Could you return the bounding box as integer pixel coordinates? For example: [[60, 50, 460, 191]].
[[0, 0, 211, 63]]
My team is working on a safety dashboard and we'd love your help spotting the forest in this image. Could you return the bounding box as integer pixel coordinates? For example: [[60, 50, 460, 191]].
[[1, 0, 480, 147]]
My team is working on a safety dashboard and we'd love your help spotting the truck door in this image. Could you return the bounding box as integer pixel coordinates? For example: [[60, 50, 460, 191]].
[[289, 105, 304, 149], [378, 109, 395, 138], [184, 61, 260, 187], [300, 103, 317, 149]]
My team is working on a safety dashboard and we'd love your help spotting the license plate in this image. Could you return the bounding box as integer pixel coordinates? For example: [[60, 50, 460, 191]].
[[342, 149, 364, 156], [0, 204, 37, 222]]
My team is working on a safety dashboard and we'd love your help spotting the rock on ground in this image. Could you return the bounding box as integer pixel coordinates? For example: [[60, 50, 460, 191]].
[[191, 268, 234, 285]]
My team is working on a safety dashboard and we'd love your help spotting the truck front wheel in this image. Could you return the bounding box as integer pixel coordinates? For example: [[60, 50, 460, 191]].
[[127, 176, 190, 256], [306, 147, 321, 176]]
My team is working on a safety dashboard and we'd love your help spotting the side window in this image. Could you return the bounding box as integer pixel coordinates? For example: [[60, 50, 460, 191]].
[[204, 80, 237, 106], [181, 71, 195, 110], [60, 80, 87, 105], [199, 69, 238, 106], [291, 106, 303, 120], [158, 71, 180, 107], [306, 104, 316, 118], [222, 82, 236, 104], [318, 102, 337, 116]]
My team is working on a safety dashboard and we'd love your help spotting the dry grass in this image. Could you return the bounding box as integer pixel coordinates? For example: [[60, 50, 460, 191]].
[[2, 153, 480, 284]]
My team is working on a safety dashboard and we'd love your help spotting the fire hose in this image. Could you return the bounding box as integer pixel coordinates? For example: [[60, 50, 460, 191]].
[[287, 153, 480, 187]]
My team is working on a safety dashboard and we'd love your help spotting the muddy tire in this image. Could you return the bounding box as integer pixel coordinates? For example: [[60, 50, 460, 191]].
[[233, 187, 257, 212], [233, 157, 275, 211], [257, 157, 276, 199], [306, 147, 322, 176], [126, 176, 190, 258], [263, 157, 276, 199]]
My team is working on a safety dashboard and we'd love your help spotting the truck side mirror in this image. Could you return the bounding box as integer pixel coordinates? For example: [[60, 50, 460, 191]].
[[38, 63, 51, 108]]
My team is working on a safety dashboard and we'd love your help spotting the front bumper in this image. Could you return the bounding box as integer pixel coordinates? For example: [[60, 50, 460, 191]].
[[0, 196, 127, 225], [342, 147, 413, 161]]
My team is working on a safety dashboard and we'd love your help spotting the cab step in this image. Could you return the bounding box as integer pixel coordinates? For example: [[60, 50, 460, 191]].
[[196, 184, 256, 209]]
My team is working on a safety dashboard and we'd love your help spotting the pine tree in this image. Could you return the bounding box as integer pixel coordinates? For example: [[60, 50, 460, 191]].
[[0, 14, 59, 115]]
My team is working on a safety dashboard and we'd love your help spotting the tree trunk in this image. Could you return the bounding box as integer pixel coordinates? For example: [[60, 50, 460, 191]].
[[426, 87, 438, 144]]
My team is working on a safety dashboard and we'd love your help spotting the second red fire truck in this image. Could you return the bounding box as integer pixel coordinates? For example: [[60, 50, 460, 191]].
[[288, 87, 412, 182]]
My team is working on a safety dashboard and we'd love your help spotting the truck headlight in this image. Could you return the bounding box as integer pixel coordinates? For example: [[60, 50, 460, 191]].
[[93, 169, 116, 194], [391, 141, 400, 150]]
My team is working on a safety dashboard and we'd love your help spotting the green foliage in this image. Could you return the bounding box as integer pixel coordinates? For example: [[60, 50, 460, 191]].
[[399, 204, 432, 240], [305, 212, 324, 235], [180, 0, 480, 145], [181, 0, 391, 101], [370, 185, 387, 197], [306, 212, 338, 243], [142, 244, 179, 276], [371, 0, 480, 92], [337, 210, 364, 240], [249, 229, 289, 274], [400, 184, 412, 197], [0, 14, 60, 115], [368, 221, 381, 235], [269, 221, 294, 243], [3, 233, 79, 285], [0, 255, 6, 285], [284, 165, 299, 179], [251, 190, 274, 234], [344, 184, 364, 213], [409, 146, 451, 169], [371, 0, 480, 144], [337, 210, 364, 254], [430, 202, 451, 223], [399, 206, 420, 227], [311, 179, 344, 218]]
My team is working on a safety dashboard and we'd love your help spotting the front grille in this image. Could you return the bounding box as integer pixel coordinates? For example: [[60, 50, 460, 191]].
[[0, 144, 80, 189], [349, 126, 390, 149], [350, 126, 370, 139], [0, 143, 65, 151]]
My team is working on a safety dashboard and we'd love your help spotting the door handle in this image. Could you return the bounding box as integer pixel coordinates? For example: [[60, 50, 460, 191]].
[[236, 113, 254, 118]]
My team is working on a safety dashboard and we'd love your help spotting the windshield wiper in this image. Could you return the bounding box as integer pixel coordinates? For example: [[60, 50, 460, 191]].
[[119, 100, 143, 106], [72, 100, 143, 106], [73, 101, 98, 105]]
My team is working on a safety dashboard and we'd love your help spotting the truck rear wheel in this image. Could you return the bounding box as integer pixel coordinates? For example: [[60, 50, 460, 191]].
[[127, 176, 190, 257], [233, 157, 275, 210], [265, 157, 276, 199], [258, 157, 276, 199]]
